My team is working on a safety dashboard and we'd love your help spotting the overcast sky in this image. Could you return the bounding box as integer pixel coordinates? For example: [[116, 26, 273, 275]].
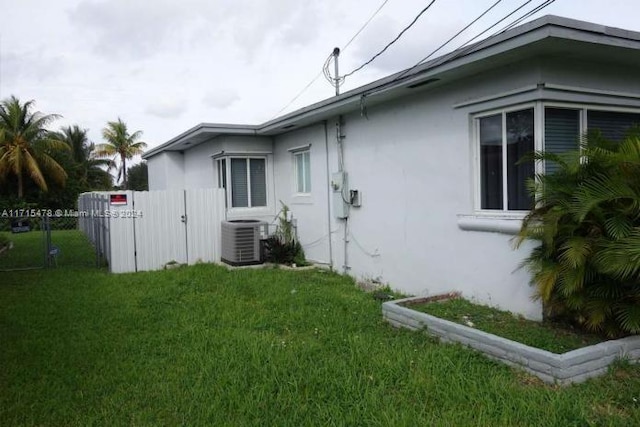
[[2, 0, 640, 155]]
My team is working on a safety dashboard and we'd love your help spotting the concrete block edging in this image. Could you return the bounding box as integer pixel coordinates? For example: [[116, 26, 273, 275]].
[[382, 295, 640, 385]]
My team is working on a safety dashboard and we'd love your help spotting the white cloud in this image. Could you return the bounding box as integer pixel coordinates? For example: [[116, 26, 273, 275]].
[[1, 0, 640, 152], [1, 49, 67, 86], [202, 89, 240, 110], [145, 97, 188, 118], [69, 0, 199, 59]]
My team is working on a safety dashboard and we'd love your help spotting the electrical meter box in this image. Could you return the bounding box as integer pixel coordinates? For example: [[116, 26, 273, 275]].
[[331, 171, 349, 219]]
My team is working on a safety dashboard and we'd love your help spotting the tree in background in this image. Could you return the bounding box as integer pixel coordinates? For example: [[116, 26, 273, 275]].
[[0, 96, 68, 198], [126, 162, 148, 191], [95, 118, 146, 189], [54, 125, 112, 190]]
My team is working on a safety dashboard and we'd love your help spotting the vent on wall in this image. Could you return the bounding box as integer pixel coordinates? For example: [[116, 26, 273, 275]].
[[221, 220, 267, 266]]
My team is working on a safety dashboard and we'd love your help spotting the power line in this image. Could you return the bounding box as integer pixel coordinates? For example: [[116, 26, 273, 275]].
[[495, 0, 557, 33], [407, 0, 505, 71], [273, 0, 558, 119], [425, 0, 557, 71], [392, 0, 555, 84], [269, 0, 391, 119], [343, 0, 438, 79], [270, 70, 324, 119], [343, 0, 391, 51], [441, 0, 535, 56]]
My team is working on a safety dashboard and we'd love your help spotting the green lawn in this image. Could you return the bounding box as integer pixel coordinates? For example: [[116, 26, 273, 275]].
[[410, 297, 605, 354], [0, 230, 46, 270], [0, 229, 95, 271], [2, 257, 640, 425]]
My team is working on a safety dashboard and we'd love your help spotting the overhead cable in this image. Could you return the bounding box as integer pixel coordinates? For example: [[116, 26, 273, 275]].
[[270, 0, 392, 118], [343, 0, 438, 78]]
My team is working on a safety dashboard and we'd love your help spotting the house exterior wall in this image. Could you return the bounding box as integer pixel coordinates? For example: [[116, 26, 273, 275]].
[[273, 57, 640, 320], [147, 152, 185, 191], [181, 135, 276, 222], [272, 123, 333, 265], [540, 56, 640, 94], [147, 52, 640, 320], [326, 61, 542, 319]]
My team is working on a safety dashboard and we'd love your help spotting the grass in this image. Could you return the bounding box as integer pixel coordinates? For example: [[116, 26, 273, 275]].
[[0, 229, 95, 270], [410, 297, 605, 354], [0, 232, 8, 246], [0, 230, 46, 270], [2, 236, 640, 425]]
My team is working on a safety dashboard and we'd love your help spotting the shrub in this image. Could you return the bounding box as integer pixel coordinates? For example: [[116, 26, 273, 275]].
[[516, 130, 640, 337], [263, 203, 307, 266]]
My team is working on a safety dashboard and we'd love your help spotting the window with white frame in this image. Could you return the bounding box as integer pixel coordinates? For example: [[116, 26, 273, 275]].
[[293, 150, 311, 194], [216, 157, 267, 208], [544, 107, 640, 173], [476, 104, 640, 212], [478, 107, 535, 211]]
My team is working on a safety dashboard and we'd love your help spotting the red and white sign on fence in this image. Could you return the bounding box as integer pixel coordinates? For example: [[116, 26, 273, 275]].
[[78, 189, 226, 273]]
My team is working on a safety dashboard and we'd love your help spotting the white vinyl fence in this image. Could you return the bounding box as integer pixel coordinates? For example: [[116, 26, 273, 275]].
[[78, 189, 226, 273]]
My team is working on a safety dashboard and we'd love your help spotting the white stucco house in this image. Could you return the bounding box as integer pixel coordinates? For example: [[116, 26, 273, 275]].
[[143, 16, 640, 319]]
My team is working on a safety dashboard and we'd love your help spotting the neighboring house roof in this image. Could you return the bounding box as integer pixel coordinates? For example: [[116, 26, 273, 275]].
[[143, 15, 640, 159]]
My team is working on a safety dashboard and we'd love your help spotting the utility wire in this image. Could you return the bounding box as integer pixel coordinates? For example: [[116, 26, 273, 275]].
[[495, 0, 557, 33], [421, 0, 557, 72], [273, 0, 556, 119], [389, 0, 556, 86], [269, 0, 391, 119], [343, 0, 391, 51], [270, 70, 324, 119], [392, 0, 531, 83], [343, 0, 437, 78], [441, 0, 535, 57], [405, 0, 504, 73]]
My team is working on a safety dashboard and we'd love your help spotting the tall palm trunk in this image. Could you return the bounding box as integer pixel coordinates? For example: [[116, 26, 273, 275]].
[[18, 173, 23, 199], [121, 154, 127, 189]]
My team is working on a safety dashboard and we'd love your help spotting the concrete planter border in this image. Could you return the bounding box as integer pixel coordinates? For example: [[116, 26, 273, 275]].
[[383, 295, 640, 385]]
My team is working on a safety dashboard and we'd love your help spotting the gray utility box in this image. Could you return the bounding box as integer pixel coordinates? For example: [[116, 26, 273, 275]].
[[221, 220, 267, 266]]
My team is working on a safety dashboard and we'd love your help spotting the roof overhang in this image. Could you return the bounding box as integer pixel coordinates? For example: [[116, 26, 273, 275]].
[[143, 123, 260, 159], [144, 15, 640, 159]]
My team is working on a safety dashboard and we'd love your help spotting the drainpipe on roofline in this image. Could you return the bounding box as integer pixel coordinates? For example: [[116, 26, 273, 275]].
[[323, 120, 334, 271]]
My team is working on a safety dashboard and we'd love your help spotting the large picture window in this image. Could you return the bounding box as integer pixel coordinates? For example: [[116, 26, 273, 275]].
[[476, 104, 640, 213], [217, 157, 267, 208]]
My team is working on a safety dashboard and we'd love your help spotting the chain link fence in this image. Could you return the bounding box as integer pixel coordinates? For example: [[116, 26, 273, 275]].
[[0, 213, 103, 272]]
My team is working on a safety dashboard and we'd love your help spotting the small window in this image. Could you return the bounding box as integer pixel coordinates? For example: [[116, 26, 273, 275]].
[[293, 150, 311, 194], [478, 108, 534, 211], [217, 157, 267, 208]]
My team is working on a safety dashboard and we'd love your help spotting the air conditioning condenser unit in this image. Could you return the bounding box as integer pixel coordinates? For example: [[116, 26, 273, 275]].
[[221, 220, 267, 266]]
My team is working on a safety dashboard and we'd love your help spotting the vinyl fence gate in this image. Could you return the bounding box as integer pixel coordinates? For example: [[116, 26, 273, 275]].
[[78, 189, 226, 273]]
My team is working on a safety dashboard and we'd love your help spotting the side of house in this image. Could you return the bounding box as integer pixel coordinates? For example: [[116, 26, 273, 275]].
[[145, 16, 640, 319]]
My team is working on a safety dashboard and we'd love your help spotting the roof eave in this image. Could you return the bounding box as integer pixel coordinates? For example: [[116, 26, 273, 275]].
[[142, 123, 259, 159], [144, 15, 640, 157]]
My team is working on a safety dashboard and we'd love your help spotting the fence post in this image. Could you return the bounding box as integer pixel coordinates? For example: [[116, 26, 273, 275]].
[[43, 215, 52, 268]]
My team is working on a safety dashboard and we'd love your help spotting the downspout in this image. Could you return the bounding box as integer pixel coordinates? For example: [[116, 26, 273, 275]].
[[336, 115, 350, 273], [323, 120, 334, 270]]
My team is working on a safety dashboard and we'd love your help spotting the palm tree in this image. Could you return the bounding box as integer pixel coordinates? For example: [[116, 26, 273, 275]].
[[0, 96, 68, 198], [54, 125, 112, 190], [515, 130, 640, 337], [95, 118, 146, 188]]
